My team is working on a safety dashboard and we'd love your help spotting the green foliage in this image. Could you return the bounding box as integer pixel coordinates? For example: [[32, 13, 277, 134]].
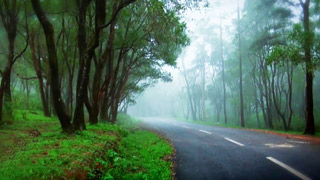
[[176, 116, 320, 137], [116, 113, 141, 130], [267, 44, 302, 66], [0, 111, 174, 180], [0, 112, 120, 179], [109, 131, 173, 180]]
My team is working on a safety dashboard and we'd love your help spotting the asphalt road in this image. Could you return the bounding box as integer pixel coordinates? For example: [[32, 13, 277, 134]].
[[141, 117, 320, 180]]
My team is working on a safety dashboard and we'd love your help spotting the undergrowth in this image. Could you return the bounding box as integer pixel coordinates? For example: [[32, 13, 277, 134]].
[[0, 111, 174, 180]]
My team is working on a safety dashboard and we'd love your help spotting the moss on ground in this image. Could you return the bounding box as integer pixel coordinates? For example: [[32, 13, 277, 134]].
[[0, 111, 173, 180]]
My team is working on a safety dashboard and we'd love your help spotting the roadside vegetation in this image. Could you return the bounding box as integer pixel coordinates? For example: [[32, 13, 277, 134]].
[[175, 117, 320, 137], [0, 111, 174, 180]]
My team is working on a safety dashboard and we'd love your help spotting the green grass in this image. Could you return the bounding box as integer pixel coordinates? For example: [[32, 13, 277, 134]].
[[176, 117, 320, 137], [109, 130, 173, 180], [0, 111, 174, 180]]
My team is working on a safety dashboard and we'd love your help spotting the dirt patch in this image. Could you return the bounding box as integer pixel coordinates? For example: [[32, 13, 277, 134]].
[[247, 129, 320, 144]]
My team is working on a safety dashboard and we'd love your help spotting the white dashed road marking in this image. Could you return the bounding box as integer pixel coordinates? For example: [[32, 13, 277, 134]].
[[266, 157, 311, 180], [199, 130, 212, 135], [224, 137, 245, 146], [182, 126, 192, 129]]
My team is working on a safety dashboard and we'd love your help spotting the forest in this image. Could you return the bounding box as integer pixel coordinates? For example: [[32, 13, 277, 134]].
[[131, 0, 320, 136], [1, 0, 320, 179], [0, 0, 191, 179], [0, 0, 188, 130]]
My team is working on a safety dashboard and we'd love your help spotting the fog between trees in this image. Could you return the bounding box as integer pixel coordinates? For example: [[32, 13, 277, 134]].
[[129, 0, 320, 135]]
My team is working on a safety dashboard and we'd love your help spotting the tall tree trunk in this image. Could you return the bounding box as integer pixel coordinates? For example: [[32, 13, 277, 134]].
[[110, 70, 130, 123], [221, 34, 227, 124], [253, 81, 260, 128], [3, 69, 12, 120], [181, 60, 197, 121], [100, 94, 109, 120], [254, 65, 267, 127], [238, 0, 245, 127], [287, 61, 293, 129], [73, 0, 90, 130], [300, 0, 315, 135], [73, 0, 108, 128], [30, 31, 50, 116], [0, 63, 13, 122], [265, 62, 274, 129], [261, 60, 273, 129], [271, 65, 288, 131], [0, 0, 18, 122], [219, 2, 227, 124], [201, 55, 206, 121], [89, 1, 113, 124], [31, 0, 72, 132], [89, 64, 103, 124], [66, 74, 73, 115]]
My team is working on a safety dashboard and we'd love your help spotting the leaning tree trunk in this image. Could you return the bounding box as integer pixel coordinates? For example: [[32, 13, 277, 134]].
[[31, 0, 72, 132]]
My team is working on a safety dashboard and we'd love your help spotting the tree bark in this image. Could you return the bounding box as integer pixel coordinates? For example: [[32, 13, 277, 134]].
[[300, 0, 315, 135], [271, 64, 288, 131], [30, 31, 50, 117], [0, 62, 13, 122], [253, 78, 260, 128], [0, 0, 18, 122], [31, 0, 72, 132], [73, 0, 91, 130]]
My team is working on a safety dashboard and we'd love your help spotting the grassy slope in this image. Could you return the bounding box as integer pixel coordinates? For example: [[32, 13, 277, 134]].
[[175, 117, 320, 137], [0, 111, 173, 180]]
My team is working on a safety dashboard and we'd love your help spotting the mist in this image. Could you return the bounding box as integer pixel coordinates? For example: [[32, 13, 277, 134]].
[[129, 0, 320, 133]]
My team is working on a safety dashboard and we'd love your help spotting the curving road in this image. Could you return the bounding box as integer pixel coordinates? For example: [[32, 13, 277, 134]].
[[141, 117, 320, 180]]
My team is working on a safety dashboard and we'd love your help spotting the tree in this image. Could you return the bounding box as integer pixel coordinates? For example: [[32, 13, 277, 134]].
[[0, 0, 28, 123], [300, 0, 315, 135], [237, 0, 245, 127], [31, 0, 72, 132], [29, 29, 50, 117]]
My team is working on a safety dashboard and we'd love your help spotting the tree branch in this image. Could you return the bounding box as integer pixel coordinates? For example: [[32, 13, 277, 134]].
[[98, 0, 136, 30], [12, 1, 29, 65], [16, 73, 39, 80]]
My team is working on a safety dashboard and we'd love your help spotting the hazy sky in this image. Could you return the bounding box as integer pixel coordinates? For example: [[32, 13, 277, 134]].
[[166, 0, 245, 86], [128, 0, 246, 115]]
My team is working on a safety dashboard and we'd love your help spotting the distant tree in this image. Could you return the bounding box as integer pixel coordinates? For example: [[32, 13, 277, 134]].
[[237, 0, 244, 127], [0, 0, 28, 123]]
